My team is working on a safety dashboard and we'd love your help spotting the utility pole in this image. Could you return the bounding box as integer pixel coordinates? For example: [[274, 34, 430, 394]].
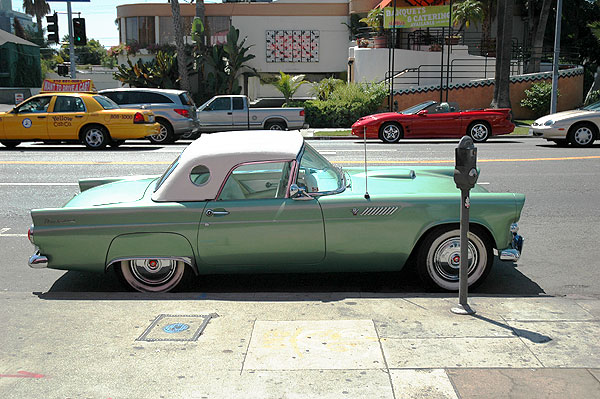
[[67, 1, 76, 78], [550, 0, 563, 114]]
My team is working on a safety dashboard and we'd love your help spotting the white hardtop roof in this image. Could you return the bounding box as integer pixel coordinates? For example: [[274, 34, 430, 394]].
[[152, 130, 305, 202]]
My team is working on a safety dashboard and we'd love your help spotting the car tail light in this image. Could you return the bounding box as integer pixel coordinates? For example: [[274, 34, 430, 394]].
[[133, 112, 145, 123], [299, 109, 305, 117], [28, 225, 34, 244], [174, 108, 190, 118]]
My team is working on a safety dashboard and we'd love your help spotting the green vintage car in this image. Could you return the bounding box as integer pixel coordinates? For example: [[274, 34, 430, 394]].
[[28, 131, 524, 292]]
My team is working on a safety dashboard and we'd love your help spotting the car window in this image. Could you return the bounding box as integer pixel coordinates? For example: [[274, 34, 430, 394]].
[[53, 96, 85, 112], [17, 96, 52, 113], [208, 97, 231, 111], [141, 92, 174, 104], [103, 91, 130, 105], [155, 155, 180, 191], [190, 165, 210, 186], [232, 97, 245, 110], [400, 101, 435, 115], [296, 144, 343, 194], [218, 161, 292, 201], [93, 95, 120, 110], [179, 92, 196, 107]]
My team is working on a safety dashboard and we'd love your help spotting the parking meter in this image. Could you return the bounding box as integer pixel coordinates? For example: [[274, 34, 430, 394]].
[[451, 136, 478, 315], [454, 136, 478, 190]]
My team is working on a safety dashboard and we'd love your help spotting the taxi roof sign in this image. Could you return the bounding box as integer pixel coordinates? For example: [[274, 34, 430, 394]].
[[41, 79, 97, 93]]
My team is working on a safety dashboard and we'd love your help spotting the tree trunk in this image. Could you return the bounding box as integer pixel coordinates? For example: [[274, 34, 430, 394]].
[[195, 0, 209, 44], [36, 14, 42, 35], [170, 0, 191, 92], [491, 0, 514, 109], [526, 0, 553, 73]]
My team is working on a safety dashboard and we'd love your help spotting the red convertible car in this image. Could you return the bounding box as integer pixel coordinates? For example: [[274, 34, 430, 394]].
[[351, 101, 515, 143]]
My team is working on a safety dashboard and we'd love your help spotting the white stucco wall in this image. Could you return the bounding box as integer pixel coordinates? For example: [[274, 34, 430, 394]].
[[352, 45, 499, 88], [232, 15, 350, 74]]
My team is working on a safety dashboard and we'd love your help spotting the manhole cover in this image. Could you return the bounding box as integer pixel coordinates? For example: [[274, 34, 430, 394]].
[[137, 313, 217, 342]]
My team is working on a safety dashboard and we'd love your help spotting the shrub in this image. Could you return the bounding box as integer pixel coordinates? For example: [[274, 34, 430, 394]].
[[311, 77, 344, 101], [304, 82, 387, 128], [520, 82, 557, 118]]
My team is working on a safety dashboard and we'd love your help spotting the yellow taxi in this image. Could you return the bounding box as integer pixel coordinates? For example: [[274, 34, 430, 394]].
[[0, 91, 160, 149]]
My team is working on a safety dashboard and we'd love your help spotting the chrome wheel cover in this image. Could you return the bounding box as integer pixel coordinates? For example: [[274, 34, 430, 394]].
[[129, 259, 177, 286], [151, 124, 169, 142], [470, 124, 489, 142], [574, 126, 593, 146], [85, 128, 105, 147], [426, 230, 487, 290], [382, 124, 400, 142]]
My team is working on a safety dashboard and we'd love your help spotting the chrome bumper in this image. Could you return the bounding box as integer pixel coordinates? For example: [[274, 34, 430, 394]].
[[499, 223, 524, 262], [29, 250, 48, 269]]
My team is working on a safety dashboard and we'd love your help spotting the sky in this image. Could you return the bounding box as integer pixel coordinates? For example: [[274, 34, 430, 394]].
[[14, 0, 221, 48]]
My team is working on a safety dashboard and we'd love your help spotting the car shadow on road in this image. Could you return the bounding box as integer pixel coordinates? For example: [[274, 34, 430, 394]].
[[535, 143, 600, 148], [35, 259, 544, 301], [0, 145, 164, 152], [348, 139, 529, 145]]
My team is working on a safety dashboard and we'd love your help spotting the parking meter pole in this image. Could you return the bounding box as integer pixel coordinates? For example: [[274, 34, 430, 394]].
[[451, 136, 477, 316], [454, 188, 475, 314]]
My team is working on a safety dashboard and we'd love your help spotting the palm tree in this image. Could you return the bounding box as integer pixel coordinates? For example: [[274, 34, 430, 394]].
[[169, 0, 191, 92], [525, 0, 553, 73], [22, 0, 50, 34], [491, 0, 514, 109], [270, 71, 308, 105], [452, 0, 484, 33]]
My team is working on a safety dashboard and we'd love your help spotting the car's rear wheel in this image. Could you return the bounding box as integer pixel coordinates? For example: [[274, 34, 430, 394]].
[[149, 120, 175, 144], [265, 120, 287, 130], [81, 125, 109, 149], [468, 121, 491, 142], [0, 140, 21, 148], [417, 226, 493, 291], [379, 122, 402, 143], [118, 259, 186, 292], [567, 123, 596, 147]]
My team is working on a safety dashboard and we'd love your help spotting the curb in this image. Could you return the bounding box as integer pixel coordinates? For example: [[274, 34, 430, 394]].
[[303, 135, 535, 141]]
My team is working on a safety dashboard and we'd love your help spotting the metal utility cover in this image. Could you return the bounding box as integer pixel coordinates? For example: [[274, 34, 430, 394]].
[[137, 313, 217, 342]]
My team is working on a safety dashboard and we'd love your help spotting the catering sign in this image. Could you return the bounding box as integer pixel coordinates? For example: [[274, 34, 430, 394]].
[[383, 5, 450, 29], [41, 79, 96, 93]]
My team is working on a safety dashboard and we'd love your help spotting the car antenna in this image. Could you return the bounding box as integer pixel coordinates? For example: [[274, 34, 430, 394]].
[[363, 126, 370, 199]]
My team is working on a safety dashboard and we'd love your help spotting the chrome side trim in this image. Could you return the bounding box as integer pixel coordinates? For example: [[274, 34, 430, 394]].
[[28, 250, 48, 269], [106, 256, 195, 272]]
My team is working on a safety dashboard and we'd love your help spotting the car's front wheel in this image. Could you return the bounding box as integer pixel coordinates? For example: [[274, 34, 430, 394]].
[[468, 122, 491, 142], [379, 122, 402, 143], [568, 123, 596, 147], [118, 259, 186, 292], [417, 226, 493, 291]]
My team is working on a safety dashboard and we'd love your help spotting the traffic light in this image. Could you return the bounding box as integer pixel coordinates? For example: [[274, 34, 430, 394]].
[[46, 12, 59, 44], [57, 64, 69, 76], [73, 18, 86, 46]]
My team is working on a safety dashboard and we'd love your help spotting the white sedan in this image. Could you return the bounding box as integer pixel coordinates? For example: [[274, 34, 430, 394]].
[[530, 102, 600, 147]]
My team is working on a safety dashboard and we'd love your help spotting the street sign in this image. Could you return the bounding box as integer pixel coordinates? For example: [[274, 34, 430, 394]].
[[383, 5, 450, 29]]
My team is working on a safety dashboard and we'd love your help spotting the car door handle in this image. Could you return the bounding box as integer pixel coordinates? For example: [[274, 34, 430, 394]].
[[75, 115, 84, 118], [205, 209, 230, 217], [36, 116, 46, 119], [227, 112, 232, 115]]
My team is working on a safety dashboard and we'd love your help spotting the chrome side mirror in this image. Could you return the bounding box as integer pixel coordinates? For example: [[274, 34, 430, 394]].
[[290, 184, 313, 200]]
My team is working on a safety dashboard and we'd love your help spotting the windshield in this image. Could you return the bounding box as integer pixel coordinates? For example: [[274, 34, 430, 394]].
[[93, 95, 120, 110], [296, 143, 344, 195], [400, 101, 436, 114], [155, 155, 180, 191], [582, 101, 600, 111]]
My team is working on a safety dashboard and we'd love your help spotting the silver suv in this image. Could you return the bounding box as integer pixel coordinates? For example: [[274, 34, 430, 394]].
[[99, 88, 200, 144]]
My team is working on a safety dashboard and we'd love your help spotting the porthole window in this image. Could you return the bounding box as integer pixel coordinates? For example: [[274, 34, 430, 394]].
[[190, 165, 210, 186]]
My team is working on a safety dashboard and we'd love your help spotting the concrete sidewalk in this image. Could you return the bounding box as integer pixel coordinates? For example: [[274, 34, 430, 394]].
[[1, 292, 599, 398]]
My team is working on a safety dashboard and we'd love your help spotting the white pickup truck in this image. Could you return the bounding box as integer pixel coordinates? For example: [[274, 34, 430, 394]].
[[197, 95, 307, 132]]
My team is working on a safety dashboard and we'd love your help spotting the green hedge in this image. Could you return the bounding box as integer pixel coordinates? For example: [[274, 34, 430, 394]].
[[302, 82, 387, 128]]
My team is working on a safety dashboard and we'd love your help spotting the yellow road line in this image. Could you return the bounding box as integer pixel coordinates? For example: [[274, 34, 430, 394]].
[[0, 156, 599, 165]]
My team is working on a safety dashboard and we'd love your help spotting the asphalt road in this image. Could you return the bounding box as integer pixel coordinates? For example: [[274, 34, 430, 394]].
[[1, 137, 599, 297]]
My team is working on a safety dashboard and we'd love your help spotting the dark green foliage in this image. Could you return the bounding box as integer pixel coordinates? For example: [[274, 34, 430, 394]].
[[520, 82, 557, 118], [113, 51, 181, 89], [303, 82, 387, 128], [584, 89, 600, 106], [59, 38, 108, 65]]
